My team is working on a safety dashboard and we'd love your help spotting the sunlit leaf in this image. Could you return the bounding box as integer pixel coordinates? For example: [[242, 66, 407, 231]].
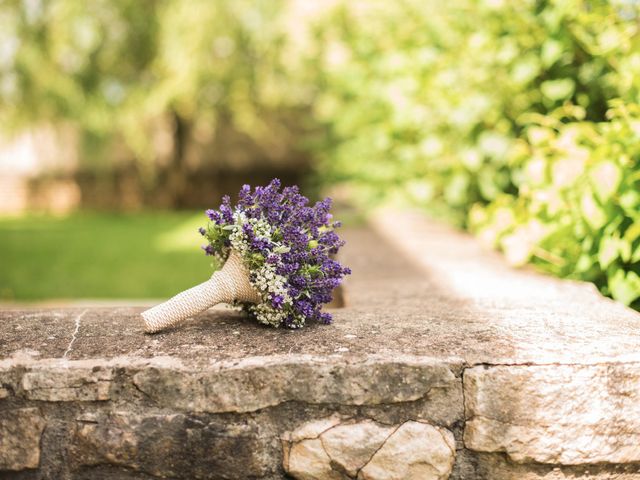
[[609, 270, 640, 306], [590, 161, 622, 203], [541, 78, 575, 101]]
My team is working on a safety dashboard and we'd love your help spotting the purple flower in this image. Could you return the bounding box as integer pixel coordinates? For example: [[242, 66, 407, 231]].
[[271, 294, 284, 309], [206, 209, 223, 224], [219, 195, 234, 223], [201, 244, 214, 256], [198, 227, 206, 236], [266, 254, 279, 264], [252, 238, 270, 251]]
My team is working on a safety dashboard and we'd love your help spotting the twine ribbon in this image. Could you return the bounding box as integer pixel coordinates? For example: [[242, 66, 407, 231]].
[[142, 250, 261, 333]]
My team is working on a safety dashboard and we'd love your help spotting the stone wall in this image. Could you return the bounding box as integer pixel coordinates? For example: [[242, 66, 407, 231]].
[[2, 215, 640, 479], [0, 354, 463, 479], [2, 352, 640, 479]]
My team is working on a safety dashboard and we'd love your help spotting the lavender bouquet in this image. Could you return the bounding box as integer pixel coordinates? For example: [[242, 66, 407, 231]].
[[142, 179, 350, 333]]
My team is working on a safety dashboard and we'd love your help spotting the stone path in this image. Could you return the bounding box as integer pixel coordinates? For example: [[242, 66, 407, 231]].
[[1, 211, 640, 479]]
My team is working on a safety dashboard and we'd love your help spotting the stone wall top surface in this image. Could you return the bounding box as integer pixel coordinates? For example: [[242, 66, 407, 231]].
[[2, 211, 640, 367]]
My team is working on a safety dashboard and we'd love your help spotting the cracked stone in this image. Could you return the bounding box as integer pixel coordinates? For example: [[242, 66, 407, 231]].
[[287, 438, 347, 480], [0, 407, 46, 470], [321, 420, 395, 477], [63, 309, 87, 358], [358, 421, 455, 480], [287, 416, 343, 442], [22, 365, 113, 401], [284, 418, 455, 480], [464, 364, 640, 464]]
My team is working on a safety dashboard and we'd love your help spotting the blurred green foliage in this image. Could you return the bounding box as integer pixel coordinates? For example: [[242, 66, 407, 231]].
[[1, 0, 639, 306], [0, 0, 313, 204], [312, 0, 640, 307], [0, 0, 295, 138], [469, 103, 640, 306]]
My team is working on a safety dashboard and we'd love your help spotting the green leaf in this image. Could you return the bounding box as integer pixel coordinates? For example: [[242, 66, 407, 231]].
[[511, 56, 540, 85], [620, 239, 632, 263], [444, 173, 470, 206], [620, 190, 640, 212], [590, 161, 622, 203], [541, 79, 575, 101], [575, 253, 593, 273], [541, 39, 563, 67], [598, 236, 619, 269], [248, 253, 265, 268], [580, 192, 607, 230], [609, 270, 640, 306], [623, 223, 640, 242], [273, 245, 291, 254]]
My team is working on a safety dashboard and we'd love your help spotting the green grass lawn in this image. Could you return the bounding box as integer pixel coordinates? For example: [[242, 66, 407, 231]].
[[0, 212, 218, 301]]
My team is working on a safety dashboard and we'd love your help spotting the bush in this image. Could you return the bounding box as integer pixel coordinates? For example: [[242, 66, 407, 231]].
[[310, 0, 640, 306], [470, 102, 640, 306]]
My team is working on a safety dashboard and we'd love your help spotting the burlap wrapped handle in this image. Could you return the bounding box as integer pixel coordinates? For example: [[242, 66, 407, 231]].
[[142, 250, 261, 333]]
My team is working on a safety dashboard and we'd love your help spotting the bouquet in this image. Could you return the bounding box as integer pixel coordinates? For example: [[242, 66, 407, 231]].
[[142, 179, 351, 333]]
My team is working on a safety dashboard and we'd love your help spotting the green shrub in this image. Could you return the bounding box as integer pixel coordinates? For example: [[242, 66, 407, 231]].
[[310, 0, 640, 305], [470, 102, 640, 306]]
